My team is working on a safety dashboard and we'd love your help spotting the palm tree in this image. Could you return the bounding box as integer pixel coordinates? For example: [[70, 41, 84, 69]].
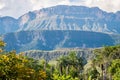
[[94, 47, 109, 80], [93, 45, 120, 80], [57, 56, 68, 75], [56, 51, 85, 78], [67, 51, 84, 78]]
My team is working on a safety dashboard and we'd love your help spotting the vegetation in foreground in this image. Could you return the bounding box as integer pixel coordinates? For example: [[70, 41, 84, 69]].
[[0, 40, 120, 80]]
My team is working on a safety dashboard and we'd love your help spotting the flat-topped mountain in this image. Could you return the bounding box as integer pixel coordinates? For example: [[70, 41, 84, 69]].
[[1, 5, 120, 52], [0, 5, 120, 34]]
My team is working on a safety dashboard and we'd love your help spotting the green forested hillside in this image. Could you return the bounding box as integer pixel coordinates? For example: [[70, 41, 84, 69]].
[[2, 30, 120, 53], [0, 40, 120, 80]]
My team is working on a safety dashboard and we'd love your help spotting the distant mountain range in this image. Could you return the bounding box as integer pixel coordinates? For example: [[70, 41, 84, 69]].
[[0, 17, 18, 34], [1, 5, 120, 34], [0, 5, 120, 52]]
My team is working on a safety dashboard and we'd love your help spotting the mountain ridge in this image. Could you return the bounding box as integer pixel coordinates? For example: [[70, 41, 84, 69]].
[[23, 48, 94, 61], [0, 5, 120, 34], [1, 5, 120, 52]]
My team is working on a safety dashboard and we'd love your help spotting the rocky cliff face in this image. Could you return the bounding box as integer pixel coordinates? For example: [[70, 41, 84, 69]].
[[24, 48, 94, 61], [1, 5, 120, 34], [18, 5, 120, 33], [1, 5, 120, 52]]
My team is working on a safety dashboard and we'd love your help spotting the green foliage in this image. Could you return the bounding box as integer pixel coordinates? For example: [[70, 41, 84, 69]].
[[0, 40, 120, 80], [0, 51, 47, 80], [0, 40, 5, 47], [113, 69, 120, 80], [0, 40, 5, 53], [94, 45, 120, 80], [52, 74, 79, 80], [108, 59, 120, 79], [56, 51, 85, 79], [88, 68, 100, 79]]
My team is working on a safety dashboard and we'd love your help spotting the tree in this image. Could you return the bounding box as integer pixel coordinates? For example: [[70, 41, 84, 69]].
[[57, 55, 69, 75], [0, 40, 5, 47], [93, 45, 120, 80], [52, 74, 79, 80], [0, 40, 5, 53], [113, 69, 120, 80], [56, 51, 85, 79], [108, 59, 120, 80], [0, 51, 47, 80], [88, 67, 100, 80], [0, 40, 47, 80]]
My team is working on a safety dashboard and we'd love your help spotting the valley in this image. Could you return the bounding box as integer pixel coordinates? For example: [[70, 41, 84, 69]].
[[0, 5, 120, 80]]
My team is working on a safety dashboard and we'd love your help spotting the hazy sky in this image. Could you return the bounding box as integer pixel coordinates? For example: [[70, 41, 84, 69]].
[[0, 0, 120, 18]]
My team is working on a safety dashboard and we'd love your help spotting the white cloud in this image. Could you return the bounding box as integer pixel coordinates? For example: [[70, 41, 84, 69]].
[[0, 2, 5, 9], [0, 0, 32, 18], [30, 0, 60, 10], [30, 0, 72, 10], [0, 0, 120, 18], [84, 0, 120, 12]]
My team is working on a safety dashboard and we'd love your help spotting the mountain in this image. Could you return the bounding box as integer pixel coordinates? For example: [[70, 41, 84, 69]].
[[0, 16, 18, 34], [2, 30, 120, 53], [1, 5, 120, 52], [0, 5, 120, 34], [18, 5, 120, 33]]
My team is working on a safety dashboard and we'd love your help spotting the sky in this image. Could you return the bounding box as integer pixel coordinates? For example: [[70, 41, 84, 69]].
[[0, 0, 120, 18]]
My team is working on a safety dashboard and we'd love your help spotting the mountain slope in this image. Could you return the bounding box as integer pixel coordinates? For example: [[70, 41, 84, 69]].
[[18, 5, 120, 33], [0, 17, 18, 34], [1, 5, 120, 53], [2, 30, 119, 53], [0, 5, 120, 34]]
